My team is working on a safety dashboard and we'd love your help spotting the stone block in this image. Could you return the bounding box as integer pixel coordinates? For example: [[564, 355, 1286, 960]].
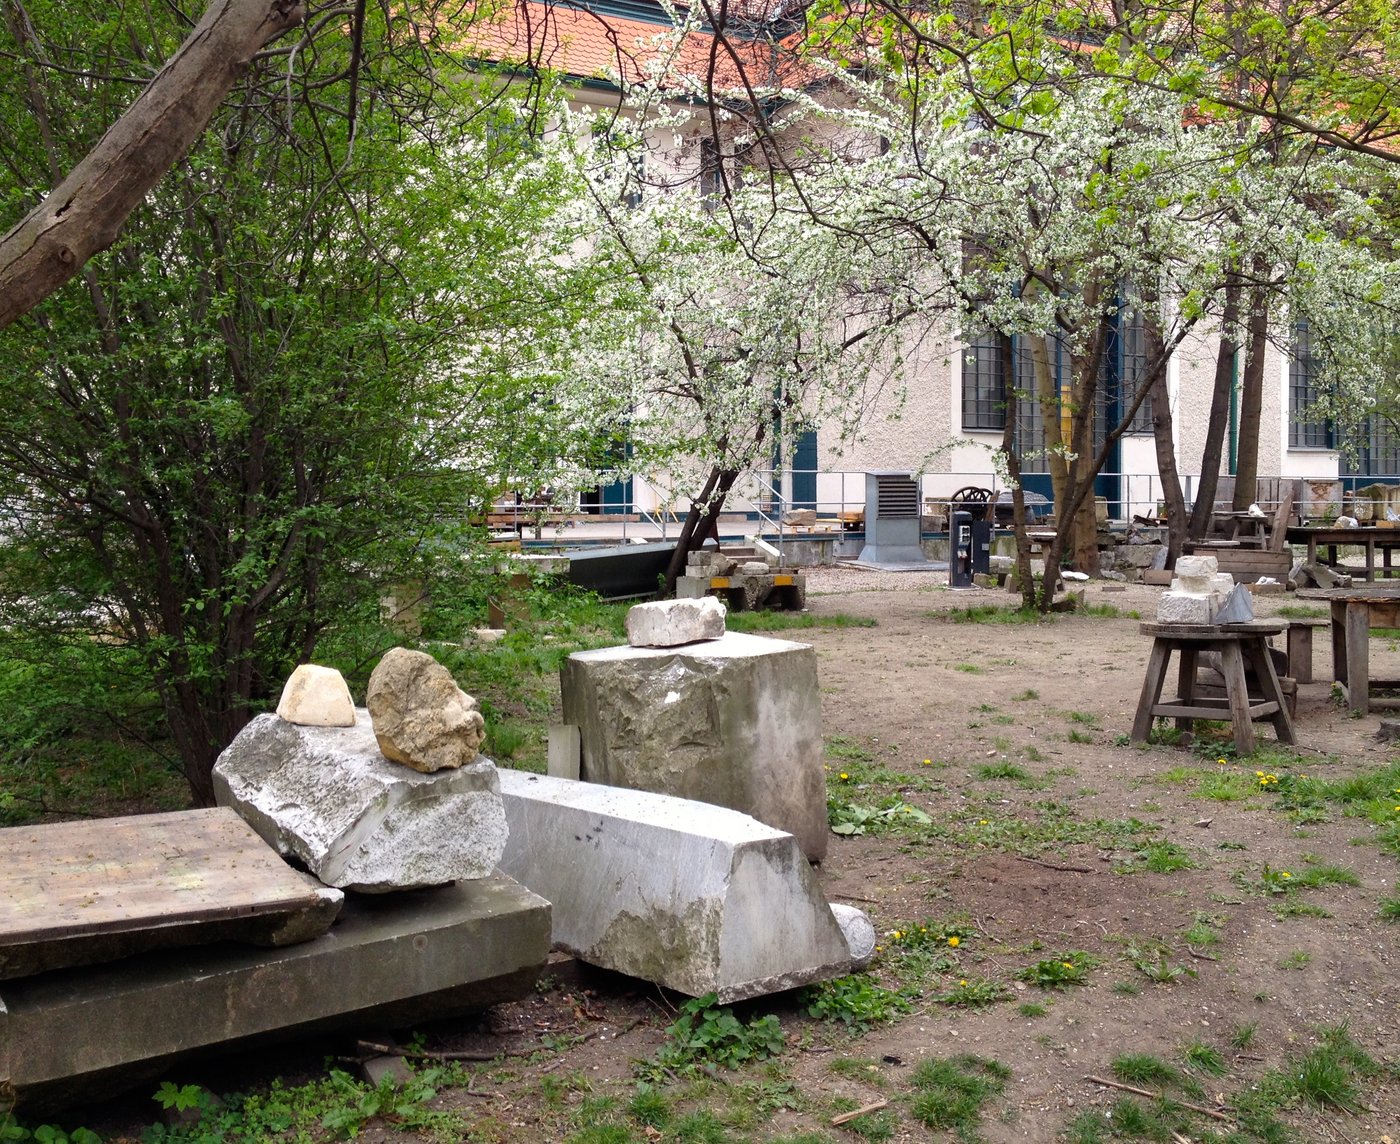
[[739, 560, 772, 576], [560, 631, 827, 861], [625, 597, 727, 648], [497, 771, 858, 1001], [1157, 591, 1215, 625], [1172, 575, 1213, 594], [0, 876, 549, 1112], [213, 713, 508, 892], [547, 724, 581, 780], [1142, 569, 1174, 586], [276, 664, 356, 727], [366, 648, 485, 772], [1175, 554, 1219, 579]]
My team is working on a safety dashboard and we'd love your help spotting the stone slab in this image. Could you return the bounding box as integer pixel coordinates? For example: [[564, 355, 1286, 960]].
[[1157, 591, 1216, 625], [1175, 554, 1219, 579], [625, 597, 727, 648], [0, 875, 549, 1111], [0, 809, 341, 981], [560, 631, 827, 861], [213, 713, 508, 892], [497, 771, 853, 1002], [547, 724, 581, 780]]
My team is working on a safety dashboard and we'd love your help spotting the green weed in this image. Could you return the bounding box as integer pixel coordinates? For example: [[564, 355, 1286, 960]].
[[801, 975, 912, 1030], [1111, 1053, 1179, 1088], [650, 994, 784, 1074], [1017, 952, 1092, 990], [725, 611, 876, 632], [1182, 1042, 1227, 1077]]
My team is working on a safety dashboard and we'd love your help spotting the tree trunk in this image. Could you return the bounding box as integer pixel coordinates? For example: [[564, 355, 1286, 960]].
[[1188, 272, 1243, 539], [1145, 315, 1188, 564], [663, 466, 739, 595], [1232, 279, 1270, 511], [1000, 368, 1036, 610], [0, 0, 303, 329]]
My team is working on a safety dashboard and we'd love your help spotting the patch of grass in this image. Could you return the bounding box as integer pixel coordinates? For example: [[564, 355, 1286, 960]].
[[1111, 980, 1141, 996], [936, 605, 1045, 625], [1272, 901, 1333, 919], [1182, 1042, 1228, 1077], [827, 1058, 886, 1085], [907, 1055, 1011, 1136], [648, 994, 784, 1075], [954, 662, 985, 673], [1292, 861, 1361, 889], [1123, 940, 1195, 985], [1111, 1053, 1180, 1088], [1277, 604, 1326, 619], [1120, 840, 1196, 875], [1017, 1002, 1048, 1017], [1067, 729, 1094, 744], [824, 735, 876, 764], [1182, 915, 1222, 947], [975, 761, 1030, 781], [725, 611, 876, 632], [1277, 950, 1312, 970], [1229, 1022, 1257, 1049], [1012, 688, 1040, 701], [627, 1084, 671, 1128], [1196, 772, 1255, 801], [1380, 893, 1400, 920], [1067, 710, 1099, 727]]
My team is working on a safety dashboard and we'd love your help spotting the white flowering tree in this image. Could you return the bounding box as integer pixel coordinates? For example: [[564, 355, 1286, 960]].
[[565, 91, 931, 593]]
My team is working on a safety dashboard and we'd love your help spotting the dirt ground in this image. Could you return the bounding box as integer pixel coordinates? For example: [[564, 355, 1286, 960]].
[[81, 571, 1400, 1143]]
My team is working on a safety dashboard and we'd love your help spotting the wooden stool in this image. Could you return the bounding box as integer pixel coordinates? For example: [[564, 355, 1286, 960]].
[[1131, 621, 1295, 754]]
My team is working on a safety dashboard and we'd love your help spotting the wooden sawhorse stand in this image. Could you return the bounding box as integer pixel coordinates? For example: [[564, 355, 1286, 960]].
[[1130, 621, 1295, 754]]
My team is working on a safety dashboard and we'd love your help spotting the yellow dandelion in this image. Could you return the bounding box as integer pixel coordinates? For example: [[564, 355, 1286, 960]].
[[948, 936, 960, 947], [959, 979, 968, 986], [1062, 961, 1073, 968], [922, 758, 932, 766], [839, 773, 849, 781], [1217, 757, 1227, 765], [1281, 871, 1292, 878], [979, 819, 989, 825]]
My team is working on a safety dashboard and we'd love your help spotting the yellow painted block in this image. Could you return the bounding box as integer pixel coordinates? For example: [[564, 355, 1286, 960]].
[[774, 575, 794, 586], [710, 577, 730, 589]]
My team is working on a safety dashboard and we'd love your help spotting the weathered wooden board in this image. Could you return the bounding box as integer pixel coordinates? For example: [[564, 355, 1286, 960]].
[[0, 808, 340, 979]]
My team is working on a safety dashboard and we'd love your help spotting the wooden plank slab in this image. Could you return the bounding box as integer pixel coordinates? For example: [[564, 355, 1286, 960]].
[[1, 808, 339, 978]]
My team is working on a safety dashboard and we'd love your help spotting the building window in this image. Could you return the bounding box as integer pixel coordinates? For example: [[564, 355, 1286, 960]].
[[1289, 318, 1334, 448], [1114, 307, 1152, 434], [961, 326, 1009, 430]]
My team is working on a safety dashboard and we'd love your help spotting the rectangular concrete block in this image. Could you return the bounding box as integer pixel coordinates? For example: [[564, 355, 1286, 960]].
[[0, 875, 550, 1111], [497, 771, 851, 1002], [560, 631, 827, 861], [548, 724, 581, 780]]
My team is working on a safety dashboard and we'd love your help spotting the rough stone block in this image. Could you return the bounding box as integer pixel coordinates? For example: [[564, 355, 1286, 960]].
[[560, 631, 827, 861], [625, 597, 727, 648], [497, 771, 858, 1001], [0, 876, 549, 1111], [213, 713, 508, 892], [1172, 575, 1213, 595], [1156, 591, 1215, 625], [1210, 572, 1236, 595], [276, 665, 356, 727], [1175, 554, 1219, 579]]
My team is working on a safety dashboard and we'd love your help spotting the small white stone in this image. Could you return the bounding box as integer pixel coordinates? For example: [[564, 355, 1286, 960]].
[[276, 665, 356, 727], [1175, 555, 1219, 579]]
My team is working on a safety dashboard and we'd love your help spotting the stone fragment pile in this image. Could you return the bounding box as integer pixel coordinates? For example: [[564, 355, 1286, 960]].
[[215, 650, 506, 892]]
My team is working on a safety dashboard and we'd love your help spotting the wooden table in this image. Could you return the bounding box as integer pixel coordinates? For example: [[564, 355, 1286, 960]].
[[1286, 526, 1400, 582], [1131, 621, 1295, 754], [1296, 584, 1400, 713]]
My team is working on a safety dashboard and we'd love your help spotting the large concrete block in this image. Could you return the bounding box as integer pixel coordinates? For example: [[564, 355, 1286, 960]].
[[0, 876, 549, 1112], [213, 713, 507, 892], [497, 771, 855, 1001], [560, 631, 827, 861]]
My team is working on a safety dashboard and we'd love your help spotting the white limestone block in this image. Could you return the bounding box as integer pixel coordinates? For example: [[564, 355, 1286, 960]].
[[213, 712, 507, 893], [625, 597, 727, 648], [830, 903, 877, 969], [277, 665, 356, 727], [1210, 572, 1236, 594], [1171, 576, 1213, 595], [497, 770, 854, 1001], [1157, 591, 1215, 625], [1175, 555, 1219, 579]]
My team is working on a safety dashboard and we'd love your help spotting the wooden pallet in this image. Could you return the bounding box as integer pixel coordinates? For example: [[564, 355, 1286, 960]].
[[1185, 544, 1291, 583]]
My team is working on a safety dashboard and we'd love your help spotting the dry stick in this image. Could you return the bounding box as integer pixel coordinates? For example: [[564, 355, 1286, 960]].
[[1083, 1076, 1231, 1123], [1016, 855, 1094, 874], [830, 1099, 889, 1126], [1186, 948, 1220, 962]]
